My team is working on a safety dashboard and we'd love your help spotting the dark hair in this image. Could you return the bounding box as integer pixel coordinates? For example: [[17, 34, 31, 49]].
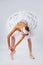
[[25, 26, 30, 32]]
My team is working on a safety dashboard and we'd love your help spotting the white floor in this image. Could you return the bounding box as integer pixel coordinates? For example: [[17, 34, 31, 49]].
[[0, 37, 43, 65], [0, 0, 43, 65]]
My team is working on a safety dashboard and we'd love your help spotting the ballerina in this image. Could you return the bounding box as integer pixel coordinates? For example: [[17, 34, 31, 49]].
[[7, 11, 38, 59]]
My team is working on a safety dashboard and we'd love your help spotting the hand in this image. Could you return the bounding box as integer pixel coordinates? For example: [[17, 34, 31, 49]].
[[9, 46, 14, 52]]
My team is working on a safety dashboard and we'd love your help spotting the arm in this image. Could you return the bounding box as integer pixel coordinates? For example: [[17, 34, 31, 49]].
[[14, 34, 25, 49]]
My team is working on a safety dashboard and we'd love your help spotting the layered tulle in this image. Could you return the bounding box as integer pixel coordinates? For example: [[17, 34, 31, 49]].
[[6, 11, 38, 36]]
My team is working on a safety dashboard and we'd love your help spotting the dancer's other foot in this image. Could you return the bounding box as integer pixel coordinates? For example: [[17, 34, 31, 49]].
[[29, 54, 35, 59]]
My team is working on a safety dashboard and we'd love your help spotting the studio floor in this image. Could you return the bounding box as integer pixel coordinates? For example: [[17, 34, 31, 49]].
[[0, 0, 43, 65], [0, 37, 43, 65]]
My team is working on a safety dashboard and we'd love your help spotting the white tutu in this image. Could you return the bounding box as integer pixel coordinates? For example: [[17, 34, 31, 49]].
[[6, 11, 38, 38]]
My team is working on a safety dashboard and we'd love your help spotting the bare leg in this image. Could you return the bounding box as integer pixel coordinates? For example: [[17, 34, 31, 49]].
[[10, 34, 25, 59], [10, 36, 16, 59], [27, 38, 35, 59], [7, 27, 17, 49], [10, 36, 15, 51]]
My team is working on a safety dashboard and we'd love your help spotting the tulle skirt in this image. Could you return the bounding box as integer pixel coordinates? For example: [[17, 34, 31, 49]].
[[6, 11, 38, 39]]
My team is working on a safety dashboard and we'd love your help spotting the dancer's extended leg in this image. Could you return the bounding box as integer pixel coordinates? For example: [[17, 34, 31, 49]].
[[10, 36, 15, 51], [10, 36, 16, 59], [27, 38, 35, 59]]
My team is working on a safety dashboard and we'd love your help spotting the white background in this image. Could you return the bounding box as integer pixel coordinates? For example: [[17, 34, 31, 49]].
[[0, 0, 43, 65]]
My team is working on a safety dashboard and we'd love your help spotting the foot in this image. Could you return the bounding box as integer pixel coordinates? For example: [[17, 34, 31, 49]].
[[29, 55, 35, 59], [10, 50, 16, 60]]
